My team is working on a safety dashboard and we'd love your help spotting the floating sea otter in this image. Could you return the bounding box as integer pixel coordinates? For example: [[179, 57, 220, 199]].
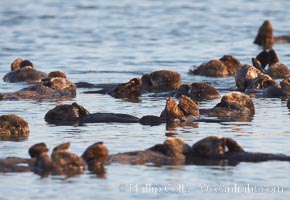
[[0, 71, 76, 100], [254, 20, 290, 49], [45, 92, 250, 127], [0, 114, 29, 141], [2, 136, 290, 175], [78, 70, 182, 95], [30, 142, 87, 176], [3, 58, 47, 83], [44, 102, 149, 125], [255, 49, 290, 79], [82, 136, 290, 167], [235, 56, 290, 97], [235, 62, 276, 91], [174, 82, 220, 101], [199, 92, 255, 121], [79, 74, 220, 103], [189, 55, 242, 77]]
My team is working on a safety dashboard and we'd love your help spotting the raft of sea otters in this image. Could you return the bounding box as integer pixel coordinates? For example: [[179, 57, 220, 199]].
[[1, 20, 290, 176]]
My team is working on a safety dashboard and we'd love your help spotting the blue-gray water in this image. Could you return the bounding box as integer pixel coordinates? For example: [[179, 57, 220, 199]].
[[0, 0, 290, 199]]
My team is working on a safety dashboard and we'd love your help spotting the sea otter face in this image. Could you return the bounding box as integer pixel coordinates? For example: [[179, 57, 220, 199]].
[[192, 136, 225, 158], [43, 77, 76, 97]]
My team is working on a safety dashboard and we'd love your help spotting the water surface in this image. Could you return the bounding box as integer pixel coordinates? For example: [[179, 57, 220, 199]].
[[0, 0, 290, 199]]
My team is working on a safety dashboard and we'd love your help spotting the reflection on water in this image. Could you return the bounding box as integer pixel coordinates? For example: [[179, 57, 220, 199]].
[[0, 0, 290, 199]]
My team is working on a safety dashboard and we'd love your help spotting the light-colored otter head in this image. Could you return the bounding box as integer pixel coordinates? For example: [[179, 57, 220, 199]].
[[220, 92, 255, 115], [165, 97, 185, 121], [163, 138, 192, 157], [43, 77, 76, 97], [10, 58, 23, 71]]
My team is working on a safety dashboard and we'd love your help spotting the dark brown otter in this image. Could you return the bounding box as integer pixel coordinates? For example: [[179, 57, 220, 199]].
[[3, 58, 47, 83], [254, 20, 290, 48], [190, 136, 290, 164], [189, 55, 241, 77], [79, 70, 182, 100], [256, 49, 290, 79], [141, 70, 182, 92], [188, 82, 221, 101], [0, 114, 30, 140], [254, 20, 274, 49], [245, 78, 290, 98], [44, 102, 142, 125]]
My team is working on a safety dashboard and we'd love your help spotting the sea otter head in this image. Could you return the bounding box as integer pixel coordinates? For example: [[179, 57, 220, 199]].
[[81, 142, 109, 164], [220, 92, 255, 115], [191, 136, 245, 159]]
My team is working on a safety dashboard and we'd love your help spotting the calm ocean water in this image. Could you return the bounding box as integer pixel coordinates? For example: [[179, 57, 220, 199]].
[[0, 0, 290, 199]]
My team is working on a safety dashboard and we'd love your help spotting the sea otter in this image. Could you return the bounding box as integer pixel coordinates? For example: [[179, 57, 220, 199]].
[[255, 49, 290, 79], [79, 70, 182, 100], [82, 138, 191, 167], [29, 142, 87, 176], [2, 136, 290, 175], [235, 62, 276, 91], [245, 78, 290, 98], [254, 20, 290, 49], [44, 102, 144, 125], [199, 92, 255, 121], [3, 58, 47, 83], [160, 95, 200, 123], [0, 114, 29, 140], [189, 55, 242, 77], [82, 136, 290, 168], [0, 72, 76, 100]]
